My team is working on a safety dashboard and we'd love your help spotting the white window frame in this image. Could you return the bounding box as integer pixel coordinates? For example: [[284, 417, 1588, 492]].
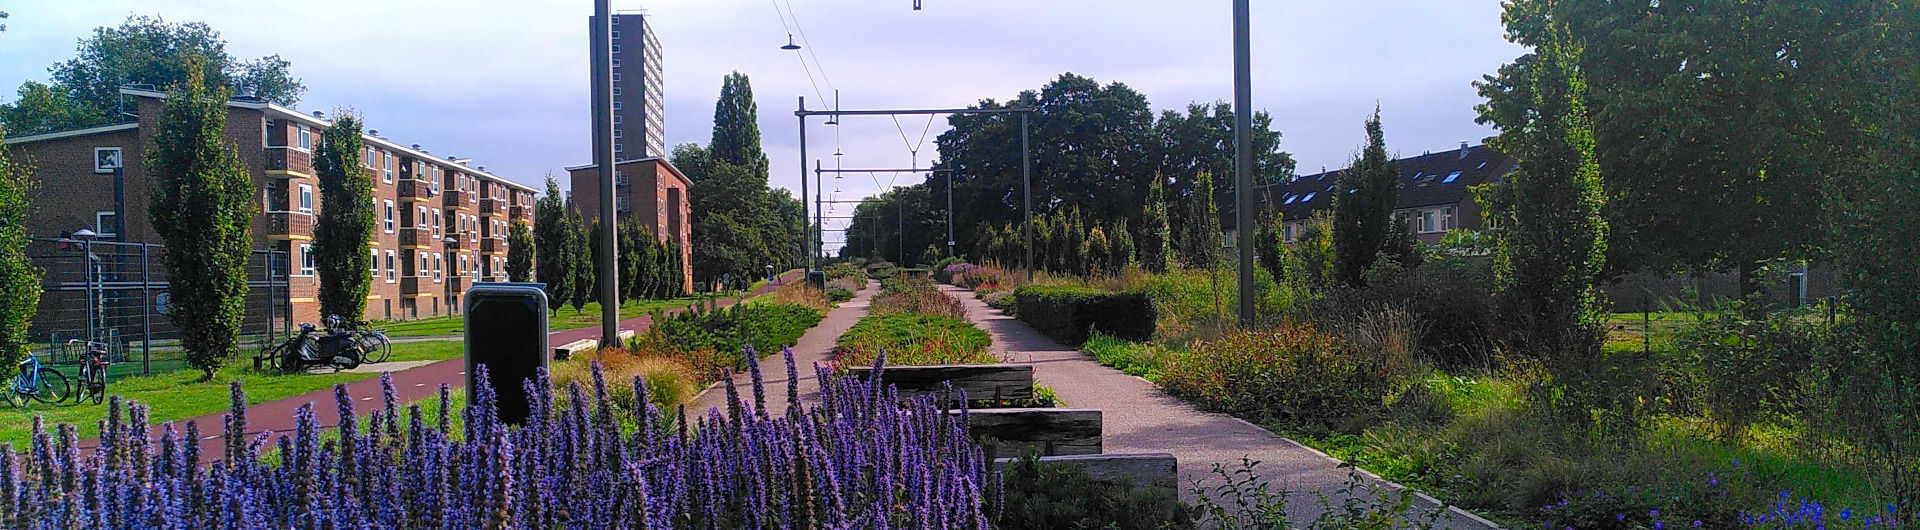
[[612, 44, 622, 53], [383, 153, 394, 183], [299, 244, 316, 276], [615, 143, 624, 153], [613, 129, 623, 139], [365, 147, 377, 168], [612, 58, 622, 68], [385, 251, 397, 283], [95, 211, 118, 238], [612, 101, 623, 111], [372, 248, 381, 280], [612, 30, 621, 40], [296, 124, 312, 152], [417, 206, 429, 229], [298, 184, 314, 213], [613, 114, 623, 124], [384, 200, 396, 233], [613, 72, 622, 82], [612, 86, 622, 97], [93, 147, 123, 174]]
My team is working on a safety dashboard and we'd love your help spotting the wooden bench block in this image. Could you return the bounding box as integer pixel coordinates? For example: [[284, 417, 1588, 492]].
[[955, 408, 1101, 456], [848, 364, 1034, 403], [992, 453, 1179, 494], [552, 339, 597, 361]]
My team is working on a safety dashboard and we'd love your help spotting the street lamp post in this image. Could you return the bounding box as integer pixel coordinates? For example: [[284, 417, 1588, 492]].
[[1231, 0, 1256, 327], [72, 228, 100, 344]]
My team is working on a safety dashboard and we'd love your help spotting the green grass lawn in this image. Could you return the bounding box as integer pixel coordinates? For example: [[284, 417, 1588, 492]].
[[0, 340, 464, 448], [378, 298, 705, 338]]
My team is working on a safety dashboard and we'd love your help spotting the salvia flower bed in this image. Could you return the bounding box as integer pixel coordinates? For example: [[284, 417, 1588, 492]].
[[0, 348, 993, 528]]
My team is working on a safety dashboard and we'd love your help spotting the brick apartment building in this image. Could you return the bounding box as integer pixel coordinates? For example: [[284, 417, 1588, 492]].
[[1, 87, 538, 326], [565, 157, 693, 293], [1258, 142, 1517, 245]]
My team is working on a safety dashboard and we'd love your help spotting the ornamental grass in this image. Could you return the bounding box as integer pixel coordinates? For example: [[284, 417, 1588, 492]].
[[0, 348, 992, 528]]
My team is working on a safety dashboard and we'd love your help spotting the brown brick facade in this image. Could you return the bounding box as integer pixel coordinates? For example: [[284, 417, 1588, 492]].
[[3, 88, 537, 327], [566, 157, 693, 292]]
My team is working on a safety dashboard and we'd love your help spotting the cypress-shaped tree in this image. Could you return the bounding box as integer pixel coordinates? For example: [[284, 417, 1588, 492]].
[[568, 210, 594, 312], [664, 238, 687, 297], [505, 219, 533, 282], [1293, 212, 1337, 288], [1138, 177, 1172, 273], [1107, 219, 1134, 273], [0, 127, 42, 380], [1084, 226, 1111, 277], [1480, 22, 1608, 412], [147, 58, 253, 380], [533, 176, 571, 314], [1332, 107, 1399, 287], [1182, 170, 1222, 270], [312, 113, 374, 322]]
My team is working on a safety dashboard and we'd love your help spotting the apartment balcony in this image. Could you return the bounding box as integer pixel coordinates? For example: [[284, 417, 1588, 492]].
[[442, 233, 466, 250], [398, 227, 436, 249], [396, 179, 435, 200], [479, 237, 503, 254], [264, 147, 312, 177], [444, 276, 467, 295], [400, 276, 430, 296], [510, 205, 532, 221], [478, 197, 504, 215], [443, 190, 470, 209], [267, 212, 312, 239]]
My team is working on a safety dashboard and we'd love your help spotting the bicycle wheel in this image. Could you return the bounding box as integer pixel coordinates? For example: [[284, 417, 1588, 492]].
[[366, 334, 392, 364], [32, 368, 68, 404], [85, 367, 105, 405]]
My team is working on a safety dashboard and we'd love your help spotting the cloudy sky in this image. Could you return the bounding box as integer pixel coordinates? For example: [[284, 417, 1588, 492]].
[[2, 0, 1524, 254]]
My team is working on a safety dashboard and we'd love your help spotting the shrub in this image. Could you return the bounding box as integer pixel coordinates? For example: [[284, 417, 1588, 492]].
[[759, 280, 830, 311], [1081, 331, 1178, 378], [1013, 285, 1157, 345], [990, 456, 1194, 530], [833, 313, 995, 368], [825, 262, 867, 283], [1669, 301, 1826, 439], [1308, 254, 1501, 368], [1158, 325, 1393, 434], [0, 357, 992, 527], [637, 302, 824, 380], [549, 345, 699, 412], [984, 290, 1016, 313], [870, 286, 967, 320], [938, 262, 974, 284]]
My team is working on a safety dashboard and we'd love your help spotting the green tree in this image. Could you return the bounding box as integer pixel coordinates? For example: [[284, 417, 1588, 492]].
[[567, 210, 593, 312], [506, 219, 533, 283], [1332, 107, 1399, 287], [0, 82, 103, 136], [1292, 212, 1337, 288], [311, 113, 373, 322], [709, 72, 769, 175], [1137, 176, 1172, 273], [1107, 219, 1134, 273], [1478, 20, 1608, 411], [1084, 226, 1111, 276], [146, 59, 253, 380], [1255, 212, 1288, 283], [533, 176, 572, 313], [1154, 101, 1296, 233], [1181, 171, 1222, 270], [2, 16, 305, 135], [0, 128, 43, 380]]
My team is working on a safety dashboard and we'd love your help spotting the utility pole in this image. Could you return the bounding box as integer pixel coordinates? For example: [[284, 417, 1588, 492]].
[[946, 170, 954, 259], [1232, 0, 1255, 328], [1021, 112, 1033, 283], [590, 0, 620, 345], [799, 96, 811, 273]]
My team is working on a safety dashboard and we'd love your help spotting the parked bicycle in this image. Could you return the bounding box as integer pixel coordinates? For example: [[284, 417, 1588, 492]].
[[259, 315, 391, 372], [6, 351, 69, 407], [68, 339, 111, 405]]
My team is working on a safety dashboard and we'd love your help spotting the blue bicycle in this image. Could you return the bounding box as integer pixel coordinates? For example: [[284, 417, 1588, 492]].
[[7, 353, 70, 407]]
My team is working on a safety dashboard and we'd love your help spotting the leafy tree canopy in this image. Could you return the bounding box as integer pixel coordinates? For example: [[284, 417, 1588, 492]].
[[1, 15, 305, 135]]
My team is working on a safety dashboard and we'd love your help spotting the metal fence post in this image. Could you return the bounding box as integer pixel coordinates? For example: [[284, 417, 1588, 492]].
[[141, 242, 152, 375]]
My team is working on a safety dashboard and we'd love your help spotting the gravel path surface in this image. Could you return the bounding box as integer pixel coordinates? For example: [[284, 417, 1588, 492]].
[[687, 279, 878, 418], [936, 283, 1499, 529]]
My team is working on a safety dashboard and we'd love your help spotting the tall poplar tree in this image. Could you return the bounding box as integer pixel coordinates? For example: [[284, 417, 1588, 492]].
[[1138, 176, 1172, 273], [1478, 21, 1608, 400], [533, 176, 571, 313], [312, 113, 373, 322], [1332, 107, 1399, 287], [505, 219, 533, 282], [709, 72, 769, 174], [568, 210, 594, 312], [147, 58, 253, 380], [0, 128, 42, 380]]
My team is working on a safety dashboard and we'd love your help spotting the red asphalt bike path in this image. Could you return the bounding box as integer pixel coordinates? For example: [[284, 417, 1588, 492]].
[[79, 271, 802, 463]]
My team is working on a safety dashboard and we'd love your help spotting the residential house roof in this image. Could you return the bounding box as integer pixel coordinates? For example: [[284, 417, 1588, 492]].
[[1258, 143, 1516, 222]]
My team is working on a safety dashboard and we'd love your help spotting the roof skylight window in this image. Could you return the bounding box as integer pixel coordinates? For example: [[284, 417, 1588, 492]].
[[1442, 171, 1462, 184]]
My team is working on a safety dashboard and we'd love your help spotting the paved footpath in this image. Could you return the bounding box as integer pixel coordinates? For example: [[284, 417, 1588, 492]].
[[936, 284, 1500, 529], [90, 271, 803, 463], [687, 279, 877, 418]]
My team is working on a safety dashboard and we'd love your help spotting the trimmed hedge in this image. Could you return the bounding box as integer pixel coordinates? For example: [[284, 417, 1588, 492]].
[[1012, 285, 1157, 345]]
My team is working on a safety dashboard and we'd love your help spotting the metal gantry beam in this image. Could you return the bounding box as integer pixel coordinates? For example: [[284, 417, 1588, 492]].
[[794, 101, 1033, 271]]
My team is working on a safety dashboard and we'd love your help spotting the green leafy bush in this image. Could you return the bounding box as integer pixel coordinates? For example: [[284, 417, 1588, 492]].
[[825, 262, 867, 283], [989, 456, 1194, 530], [1013, 285, 1157, 345], [1157, 326, 1393, 435], [1669, 301, 1827, 439], [826, 287, 854, 303], [1080, 332, 1178, 378], [637, 302, 825, 379], [870, 278, 966, 320]]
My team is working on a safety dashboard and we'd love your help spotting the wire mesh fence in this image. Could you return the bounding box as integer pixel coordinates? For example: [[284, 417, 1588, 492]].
[[28, 238, 290, 377]]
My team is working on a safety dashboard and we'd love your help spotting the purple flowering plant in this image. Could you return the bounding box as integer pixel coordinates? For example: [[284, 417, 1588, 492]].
[[0, 347, 993, 528], [1536, 459, 1901, 530]]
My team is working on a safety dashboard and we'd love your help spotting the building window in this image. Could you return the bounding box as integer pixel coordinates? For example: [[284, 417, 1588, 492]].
[[612, 58, 622, 68], [613, 114, 623, 124], [612, 87, 622, 97], [384, 200, 396, 233], [459, 254, 468, 275], [93, 147, 124, 174], [1419, 210, 1439, 234], [95, 211, 119, 238], [383, 153, 394, 183], [613, 72, 622, 82], [1283, 224, 1297, 243], [612, 44, 622, 53], [615, 143, 624, 153], [612, 30, 621, 40], [297, 124, 312, 151], [611, 15, 619, 25], [613, 129, 623, 139], [612, 101, 623, 111], [417, 206, 429, 228], [385, 251, 397, 282], [372, 248, 381, 279], [297, 184, 314, 213], [300, 244, 316, 276], [433, 210, 443, 236], [365, 147, 376, 168]]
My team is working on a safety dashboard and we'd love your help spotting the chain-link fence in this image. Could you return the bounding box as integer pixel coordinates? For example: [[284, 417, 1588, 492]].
[[28, 238, 290, 376]]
